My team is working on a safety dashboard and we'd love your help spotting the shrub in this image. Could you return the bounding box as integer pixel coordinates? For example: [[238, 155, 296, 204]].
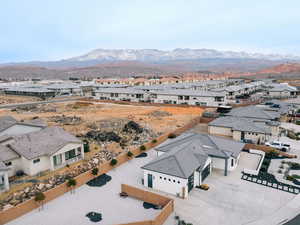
[[66, 178, 77, 187], [151, 139, 157, 144], [168, 133, 177, 139], [290, 162, 300, 170], [291, 174, 300, 179], [92, 168, 99, 176], [127, 151, 133, 157], [140, 145, 146, 151], [110, 159, 118, 166], [286, 175, 295, 181], [34, 192, 45, 202], [296, 120, 300, 125]]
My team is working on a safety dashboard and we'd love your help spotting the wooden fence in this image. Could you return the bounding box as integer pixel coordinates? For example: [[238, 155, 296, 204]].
[[118, 184, 174, 225]]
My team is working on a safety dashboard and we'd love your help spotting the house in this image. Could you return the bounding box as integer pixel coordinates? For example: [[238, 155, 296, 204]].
[[93, 88, 148, 102], [225, 105, 281, 121], [0, 116, 47, 137], [0, 161, 9, 192], [149, 89, 227, 106], [266, 83, 298, 98], [141, 133, 245, 198], [0, 127, 84, 192], [208, 116, 280, 144], [4, 87, 56, 98]]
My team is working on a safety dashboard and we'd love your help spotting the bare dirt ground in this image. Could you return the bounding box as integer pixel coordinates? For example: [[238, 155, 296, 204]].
[[0, 95, 41, 105], [0, 101, 203, 135]]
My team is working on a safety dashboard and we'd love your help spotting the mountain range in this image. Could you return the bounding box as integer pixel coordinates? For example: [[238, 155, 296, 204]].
[[0, 48, 300, 80]]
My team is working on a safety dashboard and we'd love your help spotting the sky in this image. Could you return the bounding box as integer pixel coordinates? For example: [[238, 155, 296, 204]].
[[0, 0, 299, 63]]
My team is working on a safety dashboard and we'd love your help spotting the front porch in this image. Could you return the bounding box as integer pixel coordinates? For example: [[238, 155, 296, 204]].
[[51, 145, 84, 170]]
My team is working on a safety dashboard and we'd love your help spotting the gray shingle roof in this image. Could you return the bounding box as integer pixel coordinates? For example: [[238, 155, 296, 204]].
[[0, 116, 17, 132], [8, 127, 82, 160], [0, 144, 19, 161], [209, 116, 272, 134], [226, 106, 280, 120], [142, 133, 245, 178]]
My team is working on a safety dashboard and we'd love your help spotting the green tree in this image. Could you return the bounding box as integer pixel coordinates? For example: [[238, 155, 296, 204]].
[[34, 192, 46, 211]]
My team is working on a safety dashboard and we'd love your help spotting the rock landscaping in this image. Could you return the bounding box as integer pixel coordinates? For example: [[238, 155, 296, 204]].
[[49, 115, 82, 125], [86, 174, 112, 187], [135, 153, 148, 158], [143, 202, 161, 210], [86, 212, 102, 222]]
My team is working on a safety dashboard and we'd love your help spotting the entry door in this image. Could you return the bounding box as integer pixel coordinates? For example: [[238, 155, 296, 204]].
[[241, 131, 245, 140], [188, 174, 194, 192], [147, 174, 153, 188]]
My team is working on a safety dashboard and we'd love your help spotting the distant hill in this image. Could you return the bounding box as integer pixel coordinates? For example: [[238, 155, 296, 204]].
[[258, 63, 300, 74], [0, 48, 300, 80]]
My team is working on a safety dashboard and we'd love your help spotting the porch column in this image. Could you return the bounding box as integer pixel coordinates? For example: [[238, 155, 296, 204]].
[[224, 158, 228, 176]]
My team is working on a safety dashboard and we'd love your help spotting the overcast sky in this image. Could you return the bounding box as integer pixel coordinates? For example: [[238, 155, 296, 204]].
[[0, 0, 299, 63]]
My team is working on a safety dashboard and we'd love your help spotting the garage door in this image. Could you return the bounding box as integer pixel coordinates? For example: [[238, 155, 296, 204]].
[[201, 164, 210, 182]]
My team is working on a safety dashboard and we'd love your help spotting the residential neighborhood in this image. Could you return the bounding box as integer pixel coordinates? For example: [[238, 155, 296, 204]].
[[0, 75, 299, 225]]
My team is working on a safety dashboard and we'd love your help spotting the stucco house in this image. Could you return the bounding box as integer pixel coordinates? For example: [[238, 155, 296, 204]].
[[0, 116, 47, 137], [0, 127, 84, 192], [208, 116, 280, 144], [141, 133, 245, 198], [266, 84, 297, 98]]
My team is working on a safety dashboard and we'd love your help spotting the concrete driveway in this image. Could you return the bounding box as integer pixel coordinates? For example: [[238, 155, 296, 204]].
[[173, 152, 295, 225]]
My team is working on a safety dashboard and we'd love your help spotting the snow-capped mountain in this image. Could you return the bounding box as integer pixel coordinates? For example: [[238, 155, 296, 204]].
[[68, 48, 300, 62]]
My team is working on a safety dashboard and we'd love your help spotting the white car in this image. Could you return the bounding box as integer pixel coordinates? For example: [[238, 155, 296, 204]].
[[265, 141, 291, 152]]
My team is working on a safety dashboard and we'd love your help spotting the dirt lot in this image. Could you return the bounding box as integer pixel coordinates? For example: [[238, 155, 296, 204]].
[[0, 101, 203, 135], [0, 95, 41, 105]]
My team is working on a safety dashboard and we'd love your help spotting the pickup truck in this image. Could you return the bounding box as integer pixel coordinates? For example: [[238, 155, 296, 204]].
[[265, 141, 291, 152]]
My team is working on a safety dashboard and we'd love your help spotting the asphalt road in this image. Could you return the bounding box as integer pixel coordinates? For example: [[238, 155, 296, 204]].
[[284, 214, 300, 225], [0, 96, 85, 109]]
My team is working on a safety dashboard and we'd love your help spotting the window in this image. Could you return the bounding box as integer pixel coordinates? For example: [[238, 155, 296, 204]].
[[164, 178, 166, 180], [168, 179, 171, 181], [173, 180, 176, 182], [178, 181, 180, 184], [33, 158, 40, 164], [159, 176, 162, 179], [53, 154, 62, 166], [65, 149, 76, 160], [231, 159, 235, 167], [184, 96, 190, 100], [178, 96, 183, 100], [5, 161, 12, 166], [77, 147, 82, 154]]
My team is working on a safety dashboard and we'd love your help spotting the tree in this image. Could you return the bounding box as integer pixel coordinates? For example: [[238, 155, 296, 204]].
[[168, 133, 177, 139], [110, 159, 118, 166], [66, 178, 77, 194], [34, 192, 46, 211], [92, 168, 99, 176], [127, 151, 133, 157], [151, 139, 157, 144], [140, 145, 146, 151]]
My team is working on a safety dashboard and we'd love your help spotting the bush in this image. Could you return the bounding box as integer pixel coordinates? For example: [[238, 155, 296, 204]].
[[110, 159, 118, 166], [34, 192, 45, 202], [291, 174, 300, 179], [92, 168, 99, 176], [290, 162, 300, 170], [127, 151, 133, 157], [151, 139, 157, 144], [140, 145, 146, 151], [296, 120, 300, 125], [168, 133, 177, 139], [66, 178, 77, 187], [286, 175, 295, 181]]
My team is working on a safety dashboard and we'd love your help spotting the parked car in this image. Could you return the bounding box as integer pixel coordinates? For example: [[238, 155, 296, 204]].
[[265, 141, 291, 152]]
